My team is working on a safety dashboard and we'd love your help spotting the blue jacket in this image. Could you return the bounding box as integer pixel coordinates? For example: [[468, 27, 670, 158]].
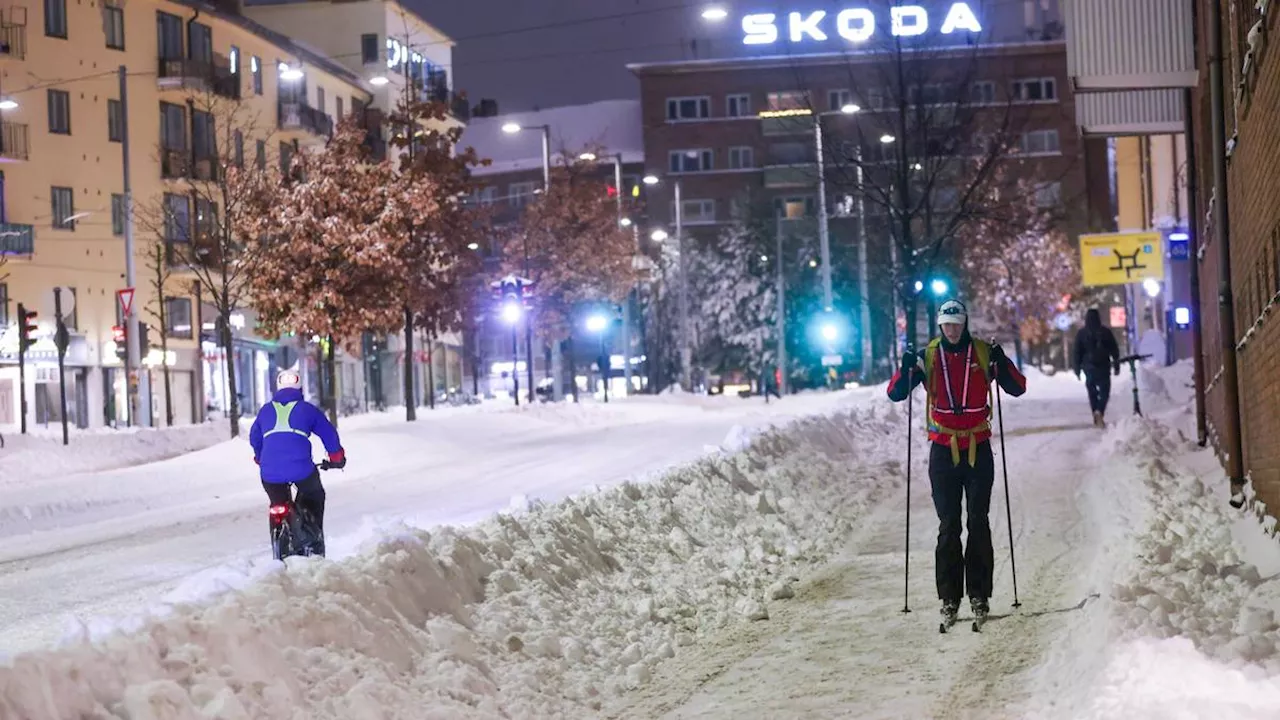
[[249, 388, 344, 484]]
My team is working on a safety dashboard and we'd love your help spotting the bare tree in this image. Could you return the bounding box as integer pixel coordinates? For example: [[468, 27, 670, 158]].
[[135, 84, 281, 438], [142, 239, 176, 426]]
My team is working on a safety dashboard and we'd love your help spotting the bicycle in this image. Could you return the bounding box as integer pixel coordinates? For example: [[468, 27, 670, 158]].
[[268, 459, 337, 561]]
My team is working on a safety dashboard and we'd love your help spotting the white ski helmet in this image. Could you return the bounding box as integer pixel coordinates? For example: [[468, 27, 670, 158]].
[[937, 299, 968, 327], [277, 368, 303, 391]]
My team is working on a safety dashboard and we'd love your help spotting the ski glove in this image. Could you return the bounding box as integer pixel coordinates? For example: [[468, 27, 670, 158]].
[[900, 349, 918, 375], [989, 343, 1007, 366], [326, 449, 347, 470]]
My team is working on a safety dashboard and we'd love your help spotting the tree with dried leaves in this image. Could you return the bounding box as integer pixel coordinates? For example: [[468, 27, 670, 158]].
[[249, 119, 430, 425], [504, 152, 639, 399], [383, 93, 488, 416], [135, 87, 281, 438], [143, 240, 177, 426]]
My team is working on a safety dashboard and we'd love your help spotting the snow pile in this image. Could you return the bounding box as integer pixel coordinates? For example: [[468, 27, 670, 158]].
[[0, 402, 904, 718], [0, 423, 226, 486]]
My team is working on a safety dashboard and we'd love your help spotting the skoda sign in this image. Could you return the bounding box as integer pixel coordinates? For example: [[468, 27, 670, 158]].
[[742, 3, 982, 45]]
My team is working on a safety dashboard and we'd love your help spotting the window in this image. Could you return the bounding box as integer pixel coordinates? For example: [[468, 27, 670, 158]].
[[335, 96, 345, 120], [910, 84, 948, 105], [44, 0, 67, 38], [156, 12, 184, 59], [230, 46, 240, 75], [1034, 181, 1062, 208], [1020, 129, 1061, 155], [111, 194, 125, 236], [252, 56, 263, 95], [165, 298, 194, 339], [774, 196, 815, 219], [510, 181, 538, 208], [674, 199, 715, 225], [188, 22, 212, 63], [104, 5, 125, 49], [361, 34, 379, 64], [728, 146, 754, 170], [727, 94, 751, 117], [234, 130, 244, 168], [192, 110, 215, 158], [766, 91, 809, 111], [864, 87, 886, 110], [164, 193, 190, 242], [316, 86, 326, 115], [195, 198, 217, 242], [1011, 77, 1057, 102], [669, 149, 713, 173], [47, 90, 70, 134], [51, 186, 75, 230], [108, 99, 123, 142], [666, 96, 711, 121], [828, 89, 854, 111], [255, 140, 266, 170], [280, 142, 294, 174], [160, 102, 187, 150], [970, 81, 996, 104]]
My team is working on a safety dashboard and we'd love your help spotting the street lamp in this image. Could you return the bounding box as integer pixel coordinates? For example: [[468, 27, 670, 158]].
[[1144, 278, 1162, 298], [369, 75, 390, 86], [701, 7, 729, 21], [278, 63, 304, 81], [586, 314, 611, 402], [650, 229, 668, 242], [467, 242, 480, 250], [881, 134, 897, 144], [821, 322, 839, 342], [914, 280, 925, 293], [0, 98, 17, 111], [840, 103, 861, 114], [500, 122, 551, 190], [579, 152, 598, 161], [501, 301, 522, 325], [930, 278, 950, 296], [620, 217, 633, 227]]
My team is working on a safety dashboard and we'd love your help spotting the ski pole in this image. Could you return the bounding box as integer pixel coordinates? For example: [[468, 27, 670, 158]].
[[903, 366, 913, 615], [995, 382, 1021, 608]]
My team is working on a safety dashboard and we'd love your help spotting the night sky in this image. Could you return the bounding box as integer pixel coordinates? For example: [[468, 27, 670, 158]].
[[409, 0, 739, 112]]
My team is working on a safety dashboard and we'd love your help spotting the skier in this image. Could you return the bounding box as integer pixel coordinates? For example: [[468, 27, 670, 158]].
[[1071, 308, 1121, 427], [249, 369, 346, 556], [887, 299, 1026, 628]]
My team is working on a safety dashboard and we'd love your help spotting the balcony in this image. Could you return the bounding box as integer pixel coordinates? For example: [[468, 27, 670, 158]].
[[0, 20, 26, 59], [278, 102, 333, 138], [763, 164, 817, 188], [157, 54, 239, 100], [0, 121, 29, 161], [161, 148, 191, 179], [761, 114, 815, 137], [0, 222, 35, 256]]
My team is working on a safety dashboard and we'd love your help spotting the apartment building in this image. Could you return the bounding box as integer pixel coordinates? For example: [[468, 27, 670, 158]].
[[0, 0, 374, 429], [243, 0, 469, 405], [459, 100, 645, 399]]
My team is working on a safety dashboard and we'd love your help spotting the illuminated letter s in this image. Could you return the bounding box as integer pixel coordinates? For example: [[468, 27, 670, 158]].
[[743, 14, 779, 45]]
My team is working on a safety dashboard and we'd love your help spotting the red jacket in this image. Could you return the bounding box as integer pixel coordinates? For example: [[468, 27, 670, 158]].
[[887, 337, 1026, 453]]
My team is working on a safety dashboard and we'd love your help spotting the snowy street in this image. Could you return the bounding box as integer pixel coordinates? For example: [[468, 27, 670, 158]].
[[4, 367, 1280, 719], [0, 393, 850, 656]]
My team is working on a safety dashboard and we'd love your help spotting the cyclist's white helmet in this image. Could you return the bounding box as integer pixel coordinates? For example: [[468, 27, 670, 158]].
[[277, 369, 303, 391], [937, 299, 968, 326]]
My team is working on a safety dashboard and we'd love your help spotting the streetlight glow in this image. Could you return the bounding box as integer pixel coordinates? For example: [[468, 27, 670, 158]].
[[930, 279, 949, 296], [579, 152, 598, 161], [369, 75, 390, 86], [501, 302, 523, 325], [880, 134, 897, 144], [467, 242, 480, 250], [1143, 278, 1162, 298], [840, 104, 861, 114], [279, 64, 304, 81], [620, 217, 633, 227], [586, 315, 608, 333], [701, 7, 729, 21], [501, 122, 522, 134], [821, 323, 839, 342], [643, 175, 661, 185], [0, 98, 17, 111], [914, 280, 925, 293], [650, 229, 668, 242]]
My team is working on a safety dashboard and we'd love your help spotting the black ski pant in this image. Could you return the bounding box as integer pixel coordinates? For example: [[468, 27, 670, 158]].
[[263, 470, 326, 535], [928, 440, 995, 603], [1084, 367, 1112, 415]]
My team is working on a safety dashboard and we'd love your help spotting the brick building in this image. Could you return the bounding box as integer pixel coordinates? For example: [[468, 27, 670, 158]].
[[1191, 0, 1280, 506], [628, 37, 1107, 373]]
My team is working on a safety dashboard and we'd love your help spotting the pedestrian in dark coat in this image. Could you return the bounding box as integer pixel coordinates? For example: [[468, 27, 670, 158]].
[[1072, 308, 1121, 427]]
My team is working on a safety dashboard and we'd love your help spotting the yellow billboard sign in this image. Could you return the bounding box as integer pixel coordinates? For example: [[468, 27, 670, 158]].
[[1079, 231, 1164, 287]]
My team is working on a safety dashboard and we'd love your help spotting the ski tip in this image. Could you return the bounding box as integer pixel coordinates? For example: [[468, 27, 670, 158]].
[[972, 621, 981, 632], [939, 623, 948, 634]]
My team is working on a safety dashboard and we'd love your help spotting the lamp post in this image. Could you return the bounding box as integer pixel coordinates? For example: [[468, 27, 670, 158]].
[[586, 313, 610, 402], [581, 151, 636, 397], [502, 121, 551, 402], [643, 174, 690, 391], [501, 300, 522, 406]]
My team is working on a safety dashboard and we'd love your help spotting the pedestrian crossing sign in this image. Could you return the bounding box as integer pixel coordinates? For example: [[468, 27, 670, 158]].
[[1078, 231, 1165, 287]]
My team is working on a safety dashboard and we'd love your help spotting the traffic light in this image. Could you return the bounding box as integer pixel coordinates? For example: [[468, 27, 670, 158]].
[[17, 304, 37, 353], [114, 323, 151, 360]]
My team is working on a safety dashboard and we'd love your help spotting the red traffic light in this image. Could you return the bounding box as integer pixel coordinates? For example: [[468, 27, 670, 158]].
[[111, 325, 126, 344], [16, 303, 38, 352], [606, 185, 618, 198]]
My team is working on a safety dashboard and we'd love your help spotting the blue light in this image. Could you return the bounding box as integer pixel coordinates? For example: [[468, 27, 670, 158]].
[[1168, 232, 1189, 241], [1175, 307, 1191, 326]]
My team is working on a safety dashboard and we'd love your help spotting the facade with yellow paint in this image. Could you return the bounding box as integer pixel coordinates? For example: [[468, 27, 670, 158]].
[[0, 0, 450, 429]]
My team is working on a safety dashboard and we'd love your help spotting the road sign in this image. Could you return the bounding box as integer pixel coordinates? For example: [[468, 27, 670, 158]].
[[1168, 237, 1190, 260], [1079, 231, 1165, 287], [117, 288, 136, 318]]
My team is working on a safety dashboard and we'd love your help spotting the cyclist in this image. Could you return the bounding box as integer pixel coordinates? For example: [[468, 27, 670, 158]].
[[249, 368, 346, 555]]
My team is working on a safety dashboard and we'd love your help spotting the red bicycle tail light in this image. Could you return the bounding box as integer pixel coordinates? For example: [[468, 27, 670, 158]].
[[269, 505, 290, 516]]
